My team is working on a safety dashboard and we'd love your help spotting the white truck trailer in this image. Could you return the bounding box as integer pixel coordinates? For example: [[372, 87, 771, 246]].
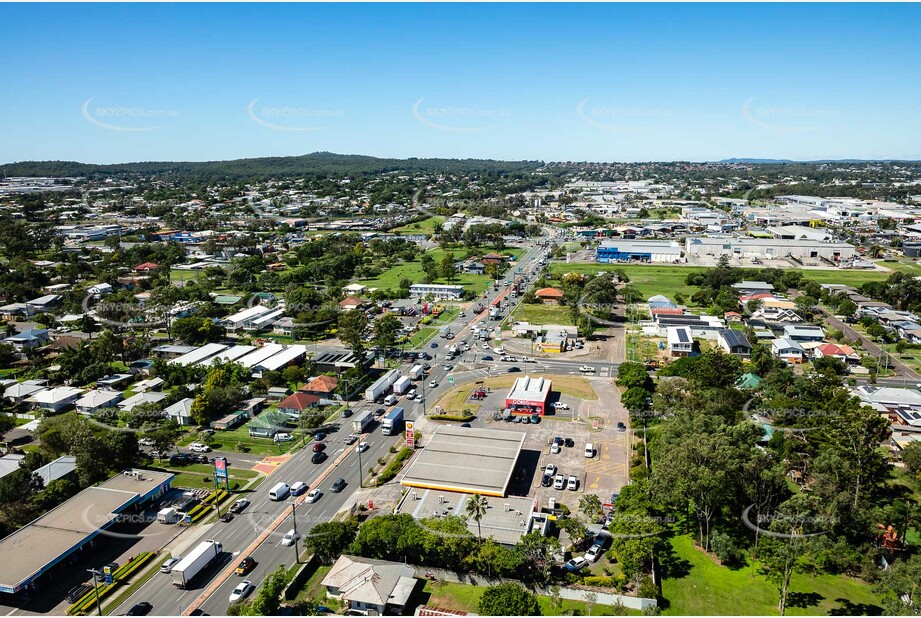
[[392, 375, 412, 395], [170, 540, 223, 588], [364, 369, 398, 402]]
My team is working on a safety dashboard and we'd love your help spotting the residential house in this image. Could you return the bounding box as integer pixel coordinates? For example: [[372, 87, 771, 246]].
[[770, 337, 805, 364], [266, 386, 292, 401], [300, 375, 339, 399], [731, 281, 775, 295], [25, 294, 61, 313], [3, 380, 47, 403], [75, 389, 124, 415], [133, 262, 159, 273], [321, 555, 418, 616], [133, 377, 165, 393], [724, 311, 742, 323], [273, 316, 296, 336], [751, 307, 802, 323], [165, 398, 194, 426], [535, 288, 565, 305], [247, 410, 291, 438], [339, 297, 363, 312], [813, 343, 861, 365], [277, 392, 320, 420], [342, 283, 367, 296], [118, 391, 168, 412], [854, 385, 921, 428], [0, 303, 31, 320], [28, 386, 84, 413], [666, 326, 693, 357], [783, 324, 825, 342], [32, 455, 77, 486], [716, 329, 752, 357], [96, 374, 133, 390], [3, 328, 49, 350]]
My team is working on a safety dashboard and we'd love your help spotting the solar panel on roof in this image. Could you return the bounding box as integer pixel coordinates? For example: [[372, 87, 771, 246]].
[[676, 329, 690, 343]]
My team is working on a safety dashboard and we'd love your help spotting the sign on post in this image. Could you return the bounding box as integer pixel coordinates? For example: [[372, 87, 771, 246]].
[[448, 376, 454, 385], [214, 457, 228, 489], [406, 421, 415, 449], [102, 566, 113, 585]]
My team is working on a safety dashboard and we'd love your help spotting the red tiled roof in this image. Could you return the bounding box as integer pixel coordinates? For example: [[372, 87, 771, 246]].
[[536, 287, 564, 298], [652, 307, 684, 316], [133, 262, 159, 271], [302, 375, 339, 393], [277, 392, 320, 410], [416, 607, 469, 617], [339, 297, 362, 308]]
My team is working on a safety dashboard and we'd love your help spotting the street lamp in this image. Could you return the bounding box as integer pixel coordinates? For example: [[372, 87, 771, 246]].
[[287, 499, 300, 564], [86, 569, 103, 617], [356, 442, 364, 488]]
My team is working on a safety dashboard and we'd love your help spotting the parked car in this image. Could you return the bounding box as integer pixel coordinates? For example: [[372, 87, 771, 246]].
[[160, 557, 181, 573], [553, 474, 565, 490], [552, 401, 569, 410], [311, 451, 328, 464], [188, 442, 211, 453], [585, 545, 604, 563], [541, 474, 553, 487], [550, 442, 561, 454], [235, 556, 256, 575], [544, 463, 558, 477], [585, 443, 594, 458], [564, 437, 575, 448], [564, 556, 588, 572], [567, 475, 578, 491], [229, 581, 254, 603], [617, 422, 627, 432]]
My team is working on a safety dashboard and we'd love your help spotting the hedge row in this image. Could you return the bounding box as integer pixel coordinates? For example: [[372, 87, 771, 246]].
[[183, 489, 230, 523], [375, 447, 414, 486], [67, 552, 156, 615], [429, 414, 476, 422]]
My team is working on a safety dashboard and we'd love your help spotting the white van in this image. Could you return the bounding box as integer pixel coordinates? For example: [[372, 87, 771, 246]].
[[384, 395, 398, 406], [585, 443, 594, 458], [289, 482, 308, 496], [269, 482, 290, 501]]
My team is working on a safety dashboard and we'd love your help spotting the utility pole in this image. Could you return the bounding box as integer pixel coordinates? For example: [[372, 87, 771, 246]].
[[288, 500, 300, 564], [356, 442, 364, 488], [86, 569, 103, 617]]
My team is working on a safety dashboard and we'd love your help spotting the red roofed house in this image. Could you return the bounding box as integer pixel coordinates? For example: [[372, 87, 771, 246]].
[[133, 262, 159, 273], [813, 343, 861, 365], [300, 375, 339, 397], [651, 307, 684, 317], [339, 297, 363, 311], [480, 252, 507, 265], [535, 287, 565, 305], [277, 392, 320, 419], [724, 311, 743, 322]]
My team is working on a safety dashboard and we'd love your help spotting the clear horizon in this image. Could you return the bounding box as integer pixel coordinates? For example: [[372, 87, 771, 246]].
[[2, 3, 920, 164]]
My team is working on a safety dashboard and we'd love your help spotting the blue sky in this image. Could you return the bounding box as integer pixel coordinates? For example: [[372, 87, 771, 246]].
[[2, 3, 920, 164]]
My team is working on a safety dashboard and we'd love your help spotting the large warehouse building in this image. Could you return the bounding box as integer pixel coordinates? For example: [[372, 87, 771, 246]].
[[596, 240, 683, 263], [505, 375, 552, 416], [0, 469, 173, 594], [684, 237, 856, 261]]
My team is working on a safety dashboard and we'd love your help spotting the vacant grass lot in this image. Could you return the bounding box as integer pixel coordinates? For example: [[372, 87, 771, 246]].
[[509, 303, 574, 326], [178, 425, 301, 456], [392, 215, 447, 235], [420, 581, 641, 615], [660, 535, 884, 616]]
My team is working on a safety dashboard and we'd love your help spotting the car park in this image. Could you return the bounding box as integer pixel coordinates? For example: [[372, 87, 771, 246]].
[[306, 489, 321, 503], [567, 475, 578, 491], [229, 581, 254, 603], [235, 556, 256, 575], [311, 451, 328, 464], [160, 557, 181, 573], [331, 478, 347, 492], [281, 529, 301, 547], [553, 474, 565, 489]]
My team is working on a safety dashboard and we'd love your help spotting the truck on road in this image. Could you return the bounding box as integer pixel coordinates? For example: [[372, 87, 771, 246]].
[[392, 375, 412, 396], [381, 407, 405, 436], [352, 412, 374, 434], [171, 540, 223, 588], [439, 325, 451, 338], [409, 364, 424, 381], [365, 369, 399, 402]]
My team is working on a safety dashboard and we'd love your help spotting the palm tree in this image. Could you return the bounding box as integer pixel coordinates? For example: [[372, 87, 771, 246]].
[[465, 493, 488, 544]]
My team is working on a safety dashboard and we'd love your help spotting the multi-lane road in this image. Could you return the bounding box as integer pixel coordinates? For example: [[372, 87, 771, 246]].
[[111, 239, 596, 615]]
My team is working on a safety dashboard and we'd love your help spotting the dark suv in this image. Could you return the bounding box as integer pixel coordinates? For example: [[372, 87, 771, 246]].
[[311, 451, 328, 464], [330, 478, 347, 493]]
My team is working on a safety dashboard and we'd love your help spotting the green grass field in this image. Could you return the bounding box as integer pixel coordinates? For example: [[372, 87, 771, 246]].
[[509, 303, 574, 326], [420, 581, 641, 616], [357, 248, 491, 294], [660, 535, 885, 616], [178, 425, 301, 456], [392, 215, 447, 235], [878, 259, 921, 275]]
